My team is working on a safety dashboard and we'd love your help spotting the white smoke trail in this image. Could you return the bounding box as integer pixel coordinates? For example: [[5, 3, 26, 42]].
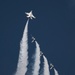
[[15, 19, 29, 75], [32, 41, 41, 75], [54, 68, 59, 75], [43, 55, 50, 75]]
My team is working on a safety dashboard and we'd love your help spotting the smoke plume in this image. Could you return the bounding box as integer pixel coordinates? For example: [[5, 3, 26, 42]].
[[32, 41, 41, 75], [54, 68, 59, 75], [15, 19, 29, 75], [43, 55, 50, 75]]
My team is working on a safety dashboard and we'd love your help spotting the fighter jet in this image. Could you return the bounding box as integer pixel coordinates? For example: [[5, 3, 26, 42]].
[[50, 63, 54, 70], [31, 37, 35, 43], [25, 10, 36, 19], [40, 51, 43, 56]]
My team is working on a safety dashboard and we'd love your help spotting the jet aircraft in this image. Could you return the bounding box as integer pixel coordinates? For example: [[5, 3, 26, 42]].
[[25, 10, 36, 19]]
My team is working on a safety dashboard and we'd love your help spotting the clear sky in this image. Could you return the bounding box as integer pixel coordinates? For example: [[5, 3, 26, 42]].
[[0, 0, 75, 75]]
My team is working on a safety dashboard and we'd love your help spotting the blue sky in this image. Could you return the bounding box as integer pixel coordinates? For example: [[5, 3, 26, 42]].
[[0, 0, 75, 75]]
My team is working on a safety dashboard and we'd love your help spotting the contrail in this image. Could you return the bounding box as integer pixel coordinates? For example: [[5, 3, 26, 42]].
[[32, 41, 41, 75], [43, 55, 50, 75], [15, 19, 29, 75], [54, 68, 59, 75]]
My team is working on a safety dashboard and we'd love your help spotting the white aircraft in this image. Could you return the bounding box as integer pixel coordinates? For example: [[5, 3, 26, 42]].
[[50, 63, 54, 70], [25, 10, 36, 19], [31, 37, 35, 43], [40, 51, 43, 56]]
